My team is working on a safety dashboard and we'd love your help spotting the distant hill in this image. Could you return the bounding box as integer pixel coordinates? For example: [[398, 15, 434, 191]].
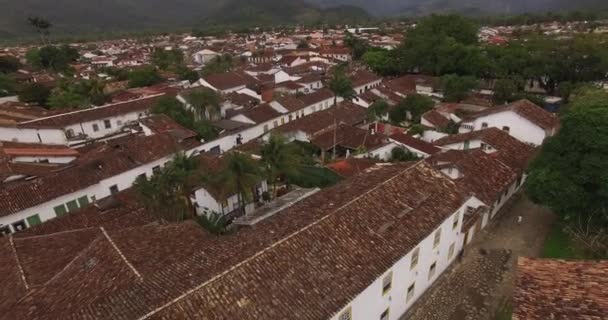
[[0, 0, 370, 39], [305, 0, 608, 17]]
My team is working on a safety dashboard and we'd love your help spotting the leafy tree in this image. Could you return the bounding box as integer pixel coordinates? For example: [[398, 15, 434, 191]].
[[260, 134, 302, 197], [99, 66, 130, 81], [0, 73, 17, 97], [441, 74, 478, 102], [367, 100, 389, 121], [344, 33, 370, 60], [47, 79, 107, 109], [391, 147, 420, 162], [362, 49, 398, 76], [152, 96, 218, 141], [128, 66, 163, 88], [27, 16, 52, 45], [195, 212, 228, 236], [176, 65, 199, 83], [390, 94, 434, 124], [526, 88, 608, 257], [493, 78, 520, 105], [135, 152, 203, 222], [219, 152, 263, 216], [202, 55, 233, 75], [328, 66, 356, 106], [408, 124, 425, 136], [18, 83, 51, 105], [25, 45, 79, 72], [151, 48, 184, 70], [186, 88, 221, 121], [297, 40, 309, 49], [0, 56, 21, 73]]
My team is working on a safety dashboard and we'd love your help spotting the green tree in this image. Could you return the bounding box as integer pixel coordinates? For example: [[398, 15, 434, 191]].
[[526, 88, 608, 257], [47, 79, 107, 109], [0, 56, 21, 73], [134, 152, 202, 222], [152, 96, 218, 141], [176, 65, 199, 83], [493, 78, 520, 104], [391, 147, 420, 162], [390, 94, 434, 124], [219, 152, 263, 216], [202, 55, 233, 75], [128, 66, 163, 88], [344, 33, 370, 60], [0, 73, 17, 97], [297, 40, 309, 49], [367, 100, 389, 121], [25, 45, 79, 72], [152, 48, 184, 70], [362, 49, 397, 76], [27, 16, 52, 45], [441, 74, 478, 102], [260, 134, 302, 198], [186, 88, 221, 121], [18, 83, 51, 105], [328, 66, 356, 106]]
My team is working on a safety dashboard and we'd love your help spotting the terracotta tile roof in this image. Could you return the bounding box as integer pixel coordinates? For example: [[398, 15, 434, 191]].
[[311, 124, 389, 152], [326, 158, 379, 178], [350, 70, 382, 88], [514, 257, 608, 320], [2, 221, 209, 320], [0, 133, 187, 217], [18, 94, 165, 128], [238, 103, 282, 123], [463, 99, 558, 130], [276, 96, 306, 112], [277, 101, 367, 137], [296, 73, 322, 84], [139, 114, 198, 142], [297, 88, 334, 106], [224, 92, 259, 107], [433, 128, 536, 171], [51, 162, 469, 320], [203, 71, 259, 91], [427, 149, 518, 205], [422, 109, 451, 128], [385, 75, 440, 95], [0, 141, 79, 158], [389, 132, 441, 155]]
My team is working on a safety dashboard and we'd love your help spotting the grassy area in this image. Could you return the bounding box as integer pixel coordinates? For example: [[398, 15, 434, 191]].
[[288, 166, 342, 189], [494, 302, 512, 320], [541, 222, 586, 259]]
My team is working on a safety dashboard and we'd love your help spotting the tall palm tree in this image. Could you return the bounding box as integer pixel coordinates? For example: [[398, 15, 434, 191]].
[[219, 152, 262, 216], [186, 88, 221, 121], [134, 152, 202, 222], [328, 65, 356, 106], [260, 134, 301, 198]]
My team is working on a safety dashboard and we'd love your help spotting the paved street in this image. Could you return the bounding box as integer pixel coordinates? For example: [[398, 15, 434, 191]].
[[401, 193, 555, 320]]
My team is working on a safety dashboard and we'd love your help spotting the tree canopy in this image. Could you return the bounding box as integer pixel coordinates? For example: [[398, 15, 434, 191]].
[[441, 74, 479, 102], [47, 79, 107, 109], [389, 94, 434, 124], [26, 45, 79, 73], [18, 83, 51, 106], [328, 66, 356, 105], [151, 96, 218, 141], [128, 66, 163, 88], [151, 48, 184, 70]]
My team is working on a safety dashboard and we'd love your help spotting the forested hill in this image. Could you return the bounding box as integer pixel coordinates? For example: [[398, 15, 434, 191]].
[[0, 0, 370, 39], [306, 0, 608, 17]]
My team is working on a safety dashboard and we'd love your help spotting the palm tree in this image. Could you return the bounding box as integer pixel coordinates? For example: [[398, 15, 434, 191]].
[[134, 152, 202, 222], [27, 16, 52, 45], [186, 88, 221, 121], [328, 65, 356, 106], [260, 134, 302, 198], [219, 152, 262, 216]]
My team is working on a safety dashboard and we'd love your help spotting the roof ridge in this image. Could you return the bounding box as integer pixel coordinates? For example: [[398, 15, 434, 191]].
[[9, 235, 29, 290], [101, 227, 143, 279], [138, 160, 427, 320]]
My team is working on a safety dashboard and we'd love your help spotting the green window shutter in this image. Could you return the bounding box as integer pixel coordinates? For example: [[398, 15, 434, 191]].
[[27, 214, 42, 227], [54, 205, 68, 216], [77, 196, 89, 207], [66, 200, 79, 212]]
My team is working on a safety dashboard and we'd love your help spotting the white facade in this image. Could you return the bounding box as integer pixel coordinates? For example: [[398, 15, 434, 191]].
[[459, 111, 552, 146], [329, 197, 483, 320], [354, 79, 382, 95], [193, 181, 268, 218]]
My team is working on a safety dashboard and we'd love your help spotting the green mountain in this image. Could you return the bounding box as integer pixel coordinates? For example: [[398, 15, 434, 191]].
[[0, 0, 370, 40]]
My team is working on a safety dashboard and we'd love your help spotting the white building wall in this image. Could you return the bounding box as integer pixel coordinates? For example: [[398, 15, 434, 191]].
[[0, 127, 66, 145], [459, 111, 547, 146], [329, 198, 482, 320]]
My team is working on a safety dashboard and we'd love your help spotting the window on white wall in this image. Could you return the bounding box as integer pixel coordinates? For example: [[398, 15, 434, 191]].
[[433, 229, 442, 249], [92, 123, 99, 132], [104, 119, 111, 129], [428, 262, 437, 280], [380, 308, 389, 320], [406, 283, 415, 302], [410, 247, 420, 270], [448, 243, 455, 260], [382, 271, 392, 295], [338, 307, 352, 320], [452, 212, 460, 230]]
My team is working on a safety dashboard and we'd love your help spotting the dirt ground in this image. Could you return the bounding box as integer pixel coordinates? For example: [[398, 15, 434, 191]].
[[401, 192, 555, 320]]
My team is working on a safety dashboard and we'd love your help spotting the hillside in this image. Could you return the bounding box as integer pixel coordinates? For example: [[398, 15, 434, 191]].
[[306, 0, 608, 17], [0, 0, 369, 39]]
